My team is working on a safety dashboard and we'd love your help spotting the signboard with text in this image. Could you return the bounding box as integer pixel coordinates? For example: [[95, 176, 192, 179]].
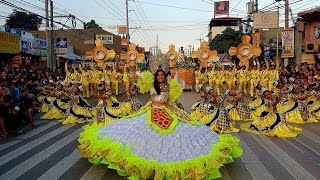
[[253, 12, 278, 29], [0, 31, 20, 54], [96, 35, 113, 45], [281, 28, 294, 58], [214, 1, 229, 17], [55, 37, 68, 57], [118, 25, 128, 34]]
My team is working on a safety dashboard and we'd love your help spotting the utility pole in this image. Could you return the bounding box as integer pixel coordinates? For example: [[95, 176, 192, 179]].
[[197, 35, 204, 46], [187, 45, 193, 57], [50, 0, 55, 69], [45, 0, 50, 68], [156, 34, 158, 55], [285, 0, 289, 28], [126, 0, 130, 47], [254, 0, 258, 12]]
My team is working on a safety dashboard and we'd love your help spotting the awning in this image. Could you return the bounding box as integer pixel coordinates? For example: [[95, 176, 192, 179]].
[[66, 53, 85, 61]]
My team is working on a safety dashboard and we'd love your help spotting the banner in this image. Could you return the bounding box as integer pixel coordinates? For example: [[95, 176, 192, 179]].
[[252, 32, 261, 47], [118, 25, 128, 34], [253, 12, 278, 29], [96, 35, 113, 45], [55, 37, 68, 57], [281, 28, 294, 58], [214, 1, 229, 16], [121, 37, 128, 46], [305, 22, 320, 42], [0, 31, 20, 54]]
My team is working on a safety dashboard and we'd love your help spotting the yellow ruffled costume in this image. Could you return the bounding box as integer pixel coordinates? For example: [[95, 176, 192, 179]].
[[61, 96, 93, 125], [241, 99, 302, 138]]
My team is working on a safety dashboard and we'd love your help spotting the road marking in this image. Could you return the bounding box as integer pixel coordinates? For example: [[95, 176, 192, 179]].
[[302, 130, 320, 144], [253, 135, 317, 180], [80, 165, 108, 180], [219, 166, 231, 180], [37, 148, 82, 180], [236, 135, 274, 180], [293, 137, 320, 157], [0, 122, 59, 151], [0, 129, 82, 180], [0, 125, 73, 166]]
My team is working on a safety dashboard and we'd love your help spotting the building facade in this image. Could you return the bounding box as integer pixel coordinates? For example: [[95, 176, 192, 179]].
[[33, 28, 121, 56]]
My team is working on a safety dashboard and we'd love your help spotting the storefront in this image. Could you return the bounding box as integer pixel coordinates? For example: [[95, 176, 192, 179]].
[[20, 35, 47, 69], [0, 31, 20, 67]]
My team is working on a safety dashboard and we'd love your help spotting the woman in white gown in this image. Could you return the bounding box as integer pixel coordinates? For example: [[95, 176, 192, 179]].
[[78, 69, 242, 180]]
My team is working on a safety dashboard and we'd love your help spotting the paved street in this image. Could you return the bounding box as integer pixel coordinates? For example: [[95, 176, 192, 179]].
[[0, 92, 319, 180]]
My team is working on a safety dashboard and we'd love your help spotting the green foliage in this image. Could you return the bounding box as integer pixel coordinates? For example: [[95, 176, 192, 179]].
[[5, 10, 42, 31], [84, 20, 100, 29], [209, 27, 244, 54]]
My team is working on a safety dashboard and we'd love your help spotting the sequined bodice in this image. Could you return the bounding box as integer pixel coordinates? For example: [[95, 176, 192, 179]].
[[150, 88, 169, 102]]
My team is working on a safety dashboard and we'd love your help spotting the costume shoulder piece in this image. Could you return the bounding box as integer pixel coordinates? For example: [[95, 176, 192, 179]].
[[168, 79, 182, 103], [137, 71, 154, 94]]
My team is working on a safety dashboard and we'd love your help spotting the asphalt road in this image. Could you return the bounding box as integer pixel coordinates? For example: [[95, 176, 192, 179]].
[[0, 92, 319, 180]]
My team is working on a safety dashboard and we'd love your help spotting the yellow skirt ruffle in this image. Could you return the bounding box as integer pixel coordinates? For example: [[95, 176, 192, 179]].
[[61, 105, 92, 125], [241, 112, 302, 138], [41, 100, 69, 120]]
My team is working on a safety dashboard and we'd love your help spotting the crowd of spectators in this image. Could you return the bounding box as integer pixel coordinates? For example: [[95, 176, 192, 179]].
[[279, 62, 320, 90], [0, 65, 65, 141]]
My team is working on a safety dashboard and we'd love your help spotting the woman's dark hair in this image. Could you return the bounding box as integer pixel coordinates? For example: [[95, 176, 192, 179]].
[[154, 69, 166, 95]]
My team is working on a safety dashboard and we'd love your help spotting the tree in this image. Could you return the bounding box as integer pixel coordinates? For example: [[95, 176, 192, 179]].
[[209, 27, 244, 54], [5, 10, 42, 31], [84, 20, 100, 29]]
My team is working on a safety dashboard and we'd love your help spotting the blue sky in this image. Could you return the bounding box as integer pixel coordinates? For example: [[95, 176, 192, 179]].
[[1, 0, 319, 51]]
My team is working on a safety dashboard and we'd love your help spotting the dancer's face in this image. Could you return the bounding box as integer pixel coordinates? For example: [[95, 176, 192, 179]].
[[156, 71, 165, 83], [73, 87, 79, 94], [209, 89, 217, 98]]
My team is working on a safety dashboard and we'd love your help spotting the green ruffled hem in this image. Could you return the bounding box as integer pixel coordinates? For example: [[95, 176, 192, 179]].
[[78, 123, 243, 180]]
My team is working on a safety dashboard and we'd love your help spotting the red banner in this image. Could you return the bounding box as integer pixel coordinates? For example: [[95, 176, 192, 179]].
[[214, 1, 229, 16], [252, 32, 261, 47]]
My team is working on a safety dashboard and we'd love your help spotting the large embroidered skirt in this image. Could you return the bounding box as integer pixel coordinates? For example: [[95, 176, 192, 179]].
[[78, 101, 243, 180]]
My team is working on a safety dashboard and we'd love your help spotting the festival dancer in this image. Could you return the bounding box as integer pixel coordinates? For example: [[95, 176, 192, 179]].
[[124, 83, 142, 113], [238, 65, 249, 95], [79, 64, 90, 98], [111, 64, 120, 95], [226, 89, 251, 121], [207, 63, 216, 90], [92, 82, 130, 124], [249, 60, 261, 97], [194, 67, 202, 93], [103, 64, 112, 89], [224, 64, 236, 91], [268, 61, 280, 92], [41, 81, 69, 120], [61, 86, 93, 125], [39, 80, 56, 113], [65, 63, 77, 83], [307, 83, 320, 122], [215, 65, 224, 95], [190, 85, 212, 119], [123, 65, 130, 92], [260, 60, 270, 88], [241, 88, 302, 138], [78, 69, 243, 180]]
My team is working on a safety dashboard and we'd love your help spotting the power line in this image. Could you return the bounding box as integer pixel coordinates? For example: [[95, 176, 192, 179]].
[[135, 1, 157, 40], [92, 0, 153, 47], [136, 0, 214, 13]]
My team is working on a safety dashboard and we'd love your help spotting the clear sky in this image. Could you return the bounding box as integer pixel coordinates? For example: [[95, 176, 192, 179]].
[[1, 0, 319, 51]]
